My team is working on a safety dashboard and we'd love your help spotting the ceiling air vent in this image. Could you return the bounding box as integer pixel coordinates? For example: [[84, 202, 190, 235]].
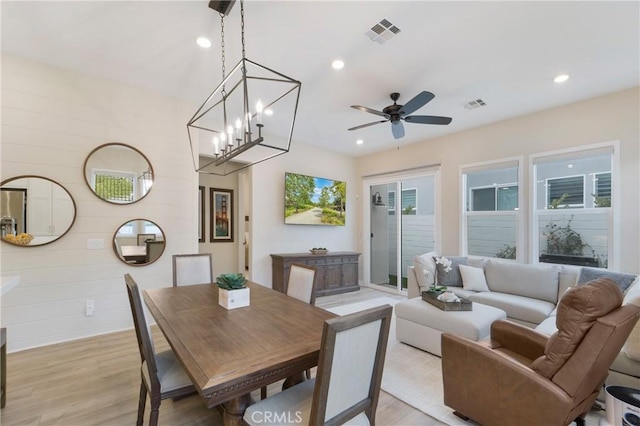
[[366, 19, 401, 44], [463, 99, 487, 110]]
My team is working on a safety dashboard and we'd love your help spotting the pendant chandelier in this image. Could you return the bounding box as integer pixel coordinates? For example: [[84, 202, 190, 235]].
[[187, 0, 301, 176]]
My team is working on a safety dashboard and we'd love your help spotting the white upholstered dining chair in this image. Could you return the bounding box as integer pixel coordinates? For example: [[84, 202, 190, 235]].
[[261, 263, 319, 400], [172, 253, 213, 287], [287, 263, 318, 305], [246, 304, 393, 426], [125, 274, 196, 426]]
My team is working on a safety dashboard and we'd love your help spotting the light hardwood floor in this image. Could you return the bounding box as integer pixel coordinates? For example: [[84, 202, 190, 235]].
[[1, 286, 442, 425]]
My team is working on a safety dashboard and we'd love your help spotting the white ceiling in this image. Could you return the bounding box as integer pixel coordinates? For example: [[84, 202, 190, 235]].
[[2, 1, 638, 157]]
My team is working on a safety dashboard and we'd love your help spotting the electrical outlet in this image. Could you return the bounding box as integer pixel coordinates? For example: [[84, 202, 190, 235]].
[[86, 300, 94, 316], [87, 239, 104, 249]]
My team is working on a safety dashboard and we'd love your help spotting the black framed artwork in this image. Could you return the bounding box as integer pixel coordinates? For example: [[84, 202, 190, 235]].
[[210, 188, 233, 243]]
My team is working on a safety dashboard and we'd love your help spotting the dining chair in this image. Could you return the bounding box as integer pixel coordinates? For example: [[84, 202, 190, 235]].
[[286, 263, 318, 305], [137, 233, 156, 246], [172, 253, 213, 287], [246, 304, 393, 425], [125, 274, 196, 426], [145, 241, 164, 264], [261, 264, 318, 399]]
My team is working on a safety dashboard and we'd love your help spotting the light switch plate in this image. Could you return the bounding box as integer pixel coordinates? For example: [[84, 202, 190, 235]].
[[87, 239, 104, 249]]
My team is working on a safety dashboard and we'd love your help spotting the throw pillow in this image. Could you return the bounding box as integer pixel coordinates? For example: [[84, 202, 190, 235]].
[[577, 267, 636, 293], [434, 256, 468, 288], [459, 264, 490, 292], [413, 251, 438, 289]]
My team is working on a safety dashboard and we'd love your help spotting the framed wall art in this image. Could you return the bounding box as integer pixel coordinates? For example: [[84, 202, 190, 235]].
[[210, 188, 234, 243]]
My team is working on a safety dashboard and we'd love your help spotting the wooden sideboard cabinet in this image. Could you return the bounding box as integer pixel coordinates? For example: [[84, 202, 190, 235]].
[[271, 252, 360, 297]]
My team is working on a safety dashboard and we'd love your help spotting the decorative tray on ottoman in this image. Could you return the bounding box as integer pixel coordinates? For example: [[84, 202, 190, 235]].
[[421, 291, 473, 311]]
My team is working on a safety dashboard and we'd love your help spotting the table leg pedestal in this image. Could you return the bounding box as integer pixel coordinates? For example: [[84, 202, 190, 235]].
[[223, 393, 255, 426]]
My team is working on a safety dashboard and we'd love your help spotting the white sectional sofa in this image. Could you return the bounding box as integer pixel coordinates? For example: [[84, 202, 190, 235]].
[[403, 255, 640, 395]]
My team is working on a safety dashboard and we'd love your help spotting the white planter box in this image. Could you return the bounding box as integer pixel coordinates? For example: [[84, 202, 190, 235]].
[[218, 287, 250, 310]]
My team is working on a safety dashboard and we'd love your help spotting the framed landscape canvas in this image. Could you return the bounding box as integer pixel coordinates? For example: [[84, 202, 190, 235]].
[[198, 186, 205, 242], [285, 172, 346, 226], [210, 188, 233, 242]]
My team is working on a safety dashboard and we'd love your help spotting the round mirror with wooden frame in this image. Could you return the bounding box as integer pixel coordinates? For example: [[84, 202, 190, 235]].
[[84, 143, 154, 204], [113, 219, 165, 266], [1, 175, 77, 247]]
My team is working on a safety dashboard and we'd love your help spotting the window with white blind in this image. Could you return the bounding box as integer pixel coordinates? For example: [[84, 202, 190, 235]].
[[462, 160, 520, 260]]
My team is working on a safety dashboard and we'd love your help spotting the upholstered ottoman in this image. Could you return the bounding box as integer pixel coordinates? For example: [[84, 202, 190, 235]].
[[395, 297, 507, 356]]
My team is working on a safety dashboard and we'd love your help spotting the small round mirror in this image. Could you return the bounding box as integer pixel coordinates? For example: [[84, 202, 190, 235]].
[[84, 143, 154, 204], [1, 175, 77, 247], [113, 219, 165, 266]]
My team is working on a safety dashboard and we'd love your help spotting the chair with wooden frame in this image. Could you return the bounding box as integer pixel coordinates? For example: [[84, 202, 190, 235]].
[[136, 233, 156, 246], [286, 263, 318, 306], [172, 253, 213, 287], [125, 274, 196, 426], [246, 304, 393, 425], [260, 263, 319, 400]]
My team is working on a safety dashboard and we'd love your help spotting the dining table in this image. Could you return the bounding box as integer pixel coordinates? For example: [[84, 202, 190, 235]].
[[143, 281, 336, 425], [120, 245, 146, 263]]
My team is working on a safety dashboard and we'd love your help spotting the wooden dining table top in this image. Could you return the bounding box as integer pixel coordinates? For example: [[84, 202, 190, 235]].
[[143, 281, 336, 408]]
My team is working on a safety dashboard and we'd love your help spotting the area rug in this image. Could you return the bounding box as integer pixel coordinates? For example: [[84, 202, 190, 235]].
[[325, 298, 606, 426]]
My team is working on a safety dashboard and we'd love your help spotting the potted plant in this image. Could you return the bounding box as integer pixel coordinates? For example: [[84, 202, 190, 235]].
[[216, 273, 250, 309]]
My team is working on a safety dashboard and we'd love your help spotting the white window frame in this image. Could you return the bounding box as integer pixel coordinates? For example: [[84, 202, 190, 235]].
[[460, 156, 523, 262], [530, 141, 619, 269], [401, 187, 417, 215], [91, 168, 137, 203], [545, 174, 586, 208], [470, 183, 518, 211]]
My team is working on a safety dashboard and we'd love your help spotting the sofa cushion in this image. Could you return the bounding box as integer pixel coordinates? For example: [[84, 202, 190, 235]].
[[622, 280, 640, 360], [532, 278, 622, 379], [578, 267, 637, 293], [413, 251, 438, 289], [467, 291, 556, 325], [485, 260, 560, 304], [459, 264, 489, 292], [435, 256, 468, 288], [558, 265, 580, 300], [535, 316, 558, 336]]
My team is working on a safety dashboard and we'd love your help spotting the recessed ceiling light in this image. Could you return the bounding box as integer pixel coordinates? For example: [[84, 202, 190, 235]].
[[196, 37, 212, 48], [332, 60, 345, 70], [567, 164, 574, 168], [356, 139, 363, 145], [554, 74, 569, 83], [264, 109, 274, 116]]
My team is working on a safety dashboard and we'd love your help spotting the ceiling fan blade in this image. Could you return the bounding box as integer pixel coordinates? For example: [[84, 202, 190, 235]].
[[399, 91, 435, 116], [351, 105, 390, 119], [348, 120, 387, 131], [391, 121, 405, 139], [404, 115, 452, 125]]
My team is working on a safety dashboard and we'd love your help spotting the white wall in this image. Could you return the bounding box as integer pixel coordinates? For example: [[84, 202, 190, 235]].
[[357, 87, 640, 274], [249, 141, 360, 287], [0, 55, 198, 351]]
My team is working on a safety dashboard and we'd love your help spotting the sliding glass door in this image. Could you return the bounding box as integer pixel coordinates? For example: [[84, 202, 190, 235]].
[[368, 172, 437, 293]]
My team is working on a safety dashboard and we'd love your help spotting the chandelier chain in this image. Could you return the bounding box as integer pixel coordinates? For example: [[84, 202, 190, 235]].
[[240, 0, 246, 59], [219, 12, 226, 96]]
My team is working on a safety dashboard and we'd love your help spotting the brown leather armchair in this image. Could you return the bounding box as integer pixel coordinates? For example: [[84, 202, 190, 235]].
[[442, 278, 640, 426]]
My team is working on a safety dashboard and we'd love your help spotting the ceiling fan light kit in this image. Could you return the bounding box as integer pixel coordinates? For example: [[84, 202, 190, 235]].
[[349, 91, 452, 140]]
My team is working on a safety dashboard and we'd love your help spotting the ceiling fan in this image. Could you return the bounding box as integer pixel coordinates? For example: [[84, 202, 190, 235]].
[[348, 91, 452, 139]]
